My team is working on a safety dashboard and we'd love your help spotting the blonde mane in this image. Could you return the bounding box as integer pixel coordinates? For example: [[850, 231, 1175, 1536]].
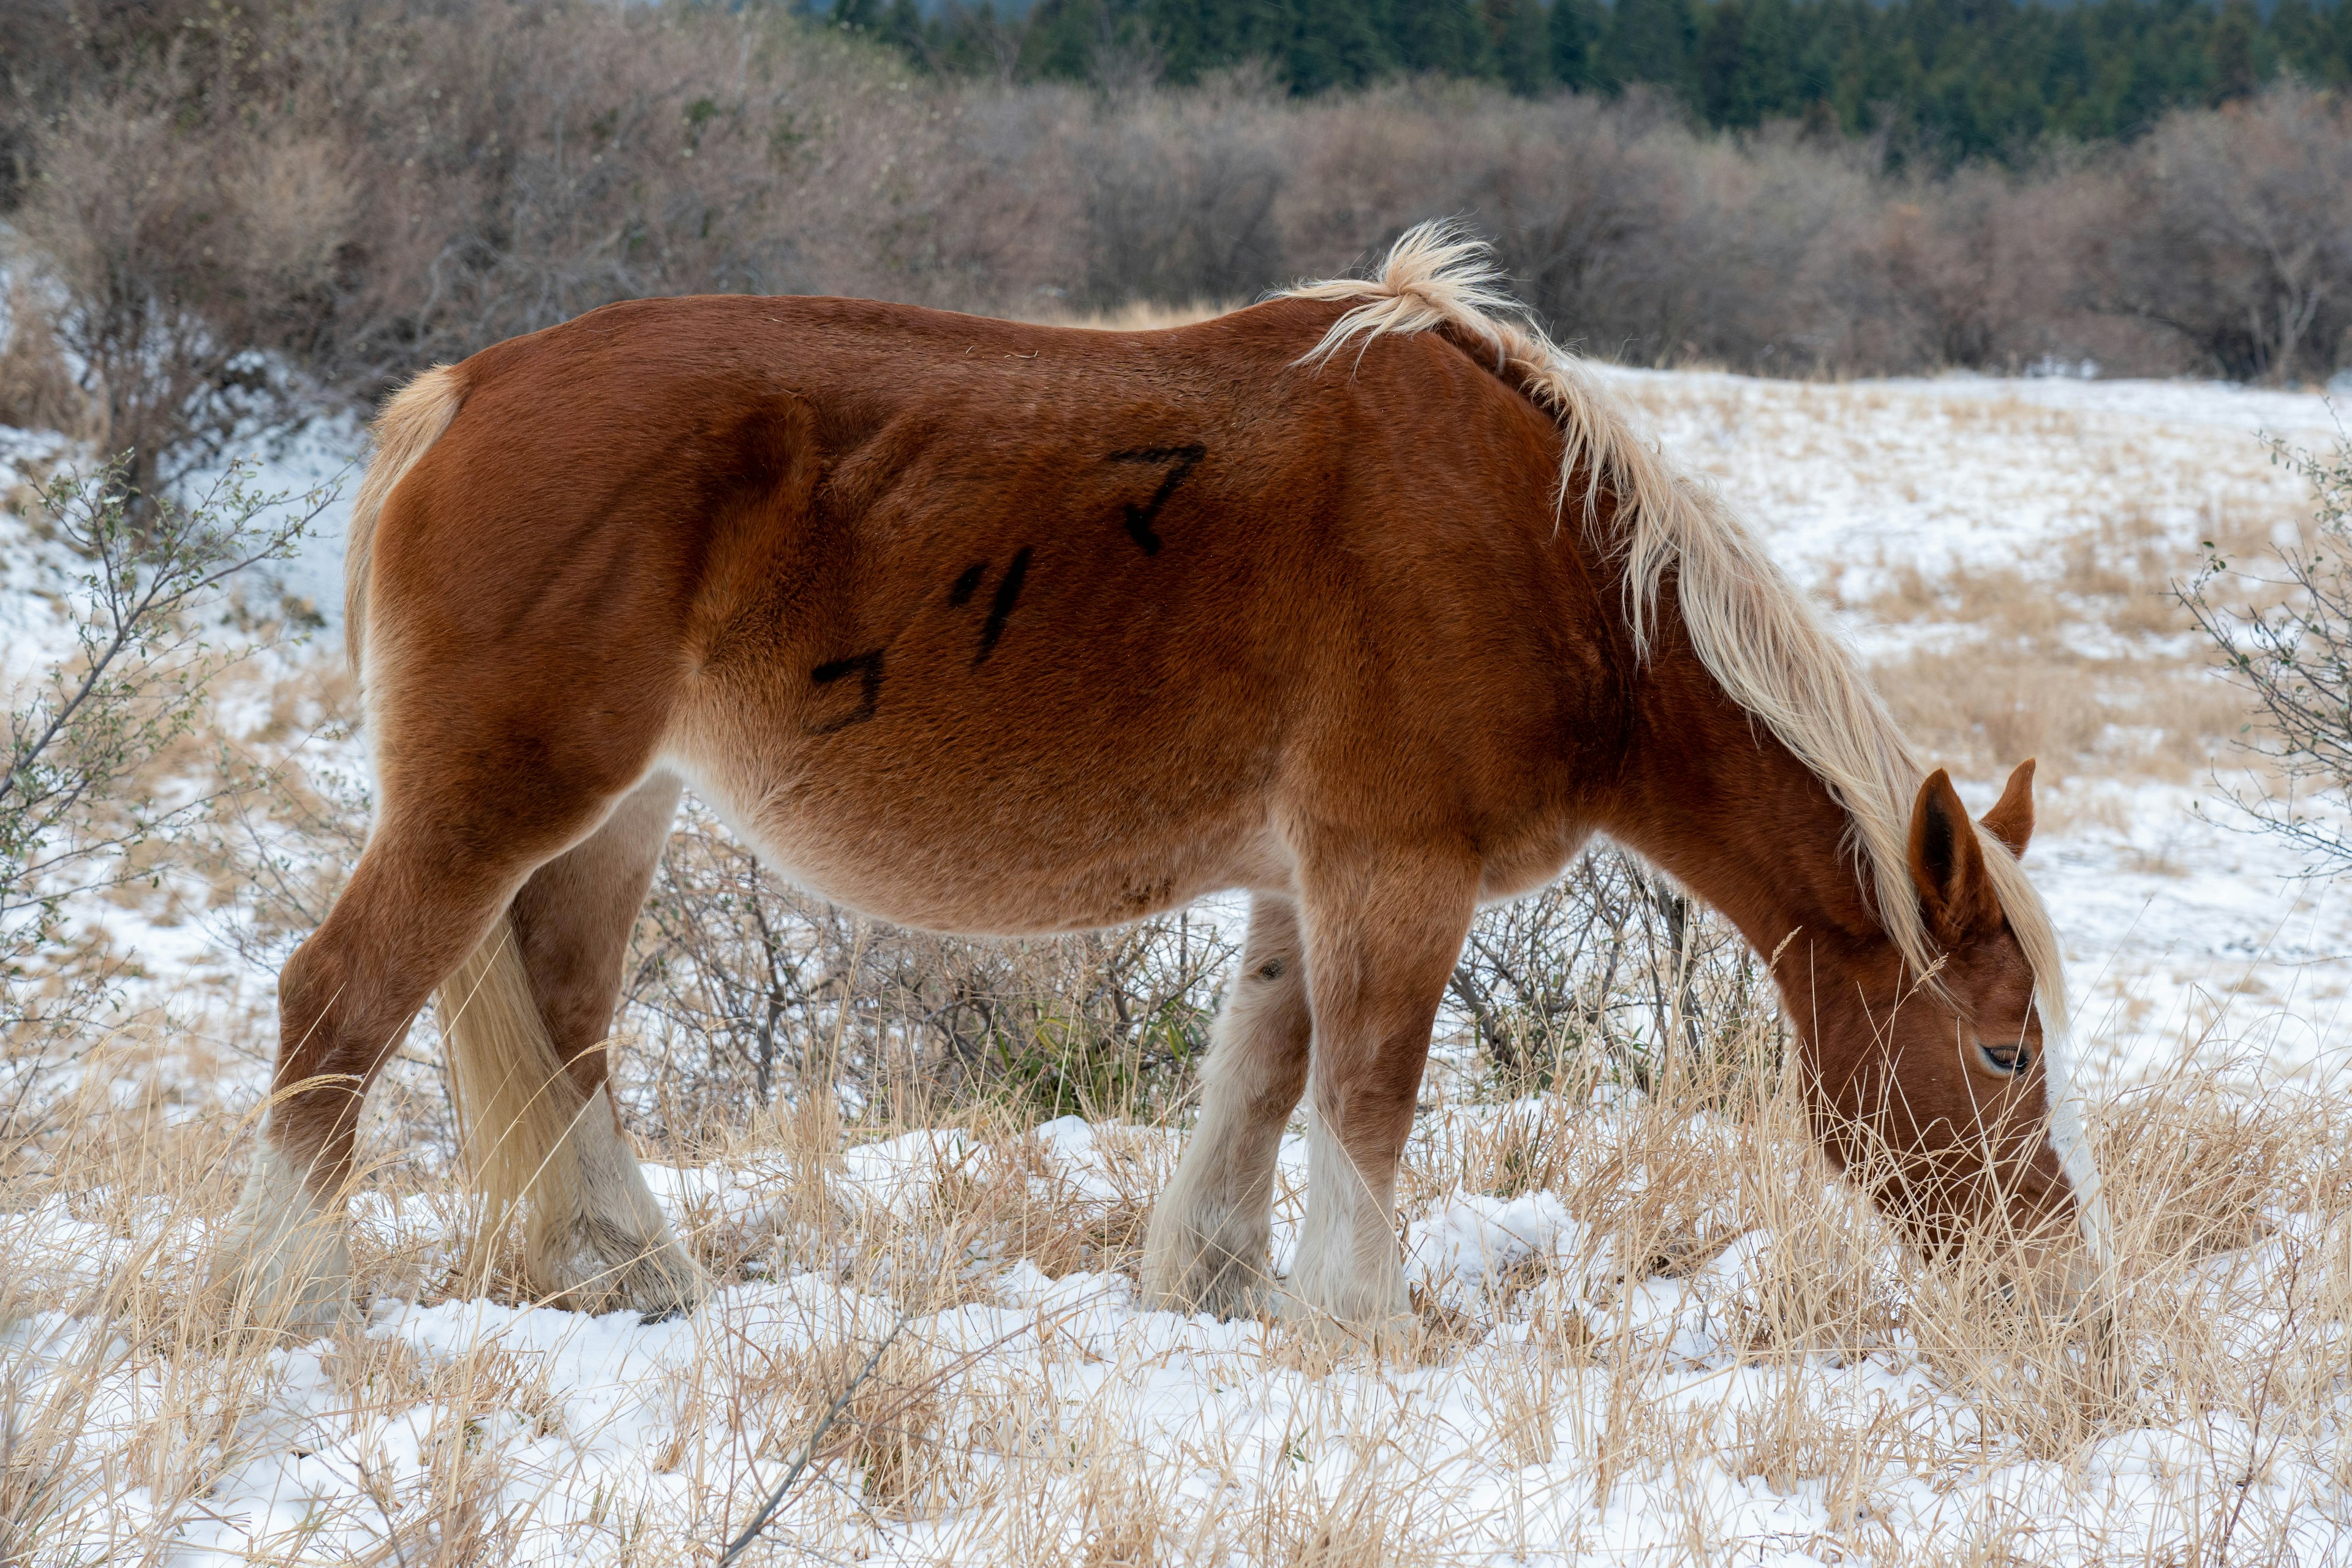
[[1279, 225, 2071, 1052]]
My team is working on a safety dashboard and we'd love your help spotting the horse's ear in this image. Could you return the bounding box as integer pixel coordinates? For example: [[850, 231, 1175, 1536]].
[[1980, 758, 2035, 858], [1909, 769, 2001, 944]]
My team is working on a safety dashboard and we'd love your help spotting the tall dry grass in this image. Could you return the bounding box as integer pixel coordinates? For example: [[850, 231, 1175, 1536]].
[[4, 932, 2345, 1562]]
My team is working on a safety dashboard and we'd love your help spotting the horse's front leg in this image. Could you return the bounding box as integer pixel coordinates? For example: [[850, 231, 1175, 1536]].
[[1142, 894, 1311, 1318], [1282, 843, 1478, 1341]]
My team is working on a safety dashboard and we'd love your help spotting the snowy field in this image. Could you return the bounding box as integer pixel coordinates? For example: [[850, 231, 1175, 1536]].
[[5, 369, 2351, 1566], [1615, 369, 2352, 1093]]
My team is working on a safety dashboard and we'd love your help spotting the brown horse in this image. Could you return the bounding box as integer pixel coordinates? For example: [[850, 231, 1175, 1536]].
[[208, 226, 2107, 1338]]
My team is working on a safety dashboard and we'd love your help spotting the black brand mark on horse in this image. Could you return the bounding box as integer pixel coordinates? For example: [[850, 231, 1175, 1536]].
[[1107, 444, 1205, 556], [974, 546, 1033, 667], [948, 562, 988, 607], [807, 649, 886, 733]]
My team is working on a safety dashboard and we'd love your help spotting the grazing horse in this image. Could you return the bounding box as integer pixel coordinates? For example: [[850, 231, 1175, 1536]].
[[209, 226, 2108, 1337]]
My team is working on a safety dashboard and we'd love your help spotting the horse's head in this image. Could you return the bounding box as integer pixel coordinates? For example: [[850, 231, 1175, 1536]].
[[1803, 760, 2102, 1303]]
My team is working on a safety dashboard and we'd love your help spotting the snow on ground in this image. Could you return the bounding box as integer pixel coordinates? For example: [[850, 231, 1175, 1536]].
[[7, 372, 2352, 1564], [1610, 369, 2352, 1091], [9, 1109, 2345, 1564], [1606, 369, 2342, 603]]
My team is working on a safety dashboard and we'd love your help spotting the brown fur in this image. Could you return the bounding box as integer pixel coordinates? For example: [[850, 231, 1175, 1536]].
[[216, 235, 2094, 1330], [344, 364, 461, 671]]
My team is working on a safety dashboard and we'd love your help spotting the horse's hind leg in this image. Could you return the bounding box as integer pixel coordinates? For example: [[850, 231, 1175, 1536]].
[[1142, 894, 1311, 1317], [1284, 845, 1479, 1340], [210, 780, 619, 1335], [445, 771, 703, 1315], [210, 643, 683, 1334]]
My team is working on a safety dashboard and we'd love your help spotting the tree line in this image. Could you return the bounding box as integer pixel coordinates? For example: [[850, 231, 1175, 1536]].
[[858, 0, 2352, 158], [3, 0, 2350, 508]]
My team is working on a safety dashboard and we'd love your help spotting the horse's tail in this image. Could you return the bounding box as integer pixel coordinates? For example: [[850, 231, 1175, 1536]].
[[436, 917, 606, 1290], [345, 364, 465, 677]]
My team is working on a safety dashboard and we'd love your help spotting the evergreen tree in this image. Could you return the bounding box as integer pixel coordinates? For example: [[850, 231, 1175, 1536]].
[[1698, 0, 1751, 119], [883, 0, 926, 57], [1148, 0, 1250, 81], [853, 0, 2352, 157], [1698, 0, 1808, 124], [1390, 0, 1494, 75], [1485, 0, 1552, 92], [1550, 0, 1604, 88], [1739, 0, 1804, 119], [1272, 0, 1392, 90], [2209, 0, 2260, 102], [1602, 0, 1700, 100], [1017, 0, 1109, 79]]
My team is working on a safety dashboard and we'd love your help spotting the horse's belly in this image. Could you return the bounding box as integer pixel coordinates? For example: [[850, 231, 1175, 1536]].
[[757, 816, 1280, 933], [663, 747, 1284, 935]]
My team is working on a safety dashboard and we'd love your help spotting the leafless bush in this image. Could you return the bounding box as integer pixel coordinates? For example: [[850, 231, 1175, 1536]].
[[1861, 164, 2092, 372], [1448, 848, 1776, 1093], [2086, 85, 2352, 382], [9, 0, 1027, 475], [11, 1, 2351, 489], [619, 799, 1235, 1134], [1077, 78, 1287, 309], [12, 80, 354, 503], [2179, 424, 2352, 873]]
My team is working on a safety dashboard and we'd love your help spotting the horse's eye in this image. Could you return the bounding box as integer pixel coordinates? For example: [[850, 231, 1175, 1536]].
[[1977, 1038, 2030, 1075]]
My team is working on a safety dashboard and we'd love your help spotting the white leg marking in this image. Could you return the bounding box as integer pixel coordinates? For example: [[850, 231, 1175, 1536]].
[[526, 1087, 707, 1316], [1143, 932, 1305, 1317], [1145, 1060, 1283, 1314], [208, 1128, 353, 1338], [1282, 1109, 1409, 1333]]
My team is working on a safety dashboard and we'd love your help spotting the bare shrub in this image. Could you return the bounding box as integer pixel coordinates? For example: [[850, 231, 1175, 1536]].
[[1863, 164, 2097, 372], [1078, 80, 1287, 309], [10, 1, 1006, 480], [2087, 85, 2352, 382], [621, 798, 1234, 1136], [1449, 847, 1776, 1092], [2178, 426, 2352, 872], [13, 81, 361, 503]]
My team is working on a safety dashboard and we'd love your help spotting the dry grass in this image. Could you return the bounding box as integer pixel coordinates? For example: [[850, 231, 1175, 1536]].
[[1610, 374, 2326, 790], [0, 281, 99, 445], [5, 982, 2346, 1562]]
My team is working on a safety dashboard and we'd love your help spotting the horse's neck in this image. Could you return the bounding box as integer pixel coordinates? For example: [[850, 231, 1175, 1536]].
[[1598, 636, 1887, 996]]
